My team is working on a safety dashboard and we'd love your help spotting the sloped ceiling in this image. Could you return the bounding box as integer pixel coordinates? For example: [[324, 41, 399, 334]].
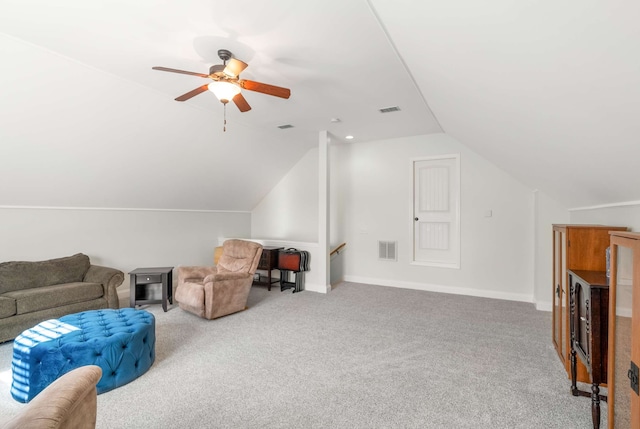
[[370, 0, 640, 208], [0, 0, 638, 211]]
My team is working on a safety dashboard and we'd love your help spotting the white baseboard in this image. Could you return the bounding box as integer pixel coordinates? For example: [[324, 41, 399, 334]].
[[536, 300, 631, 316], [536, 301, 552, 312], [304, 282, 331, 294], [343, 275, 534, 304]]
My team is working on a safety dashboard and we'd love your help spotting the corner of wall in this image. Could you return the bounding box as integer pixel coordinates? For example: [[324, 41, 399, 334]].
[[532, 190, 569, 310]]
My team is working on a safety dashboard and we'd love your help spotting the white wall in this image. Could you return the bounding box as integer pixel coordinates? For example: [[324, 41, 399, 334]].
[[337, 133, 536, 302], [330, 142, 347, 249], [0, 207, 251, 303], [251, 132, 572, 305], [569, 204, 640, 232], [250, 136, 344, 294], [533, 191, 570, 311], [329, 140, 348, 285], [251, 148, 319, 242]]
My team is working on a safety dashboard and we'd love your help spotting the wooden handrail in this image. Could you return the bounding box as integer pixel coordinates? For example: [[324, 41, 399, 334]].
[[330, 242, 346, 256]]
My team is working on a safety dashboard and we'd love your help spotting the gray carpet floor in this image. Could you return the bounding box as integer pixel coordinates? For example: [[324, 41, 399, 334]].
[[0, 282, 603, 428]]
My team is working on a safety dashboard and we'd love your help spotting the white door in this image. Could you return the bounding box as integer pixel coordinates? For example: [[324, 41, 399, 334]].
[[413, 155, 460, 268]]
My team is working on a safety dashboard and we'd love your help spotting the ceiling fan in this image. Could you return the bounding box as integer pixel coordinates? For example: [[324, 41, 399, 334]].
[[152, 49, 291, 114]]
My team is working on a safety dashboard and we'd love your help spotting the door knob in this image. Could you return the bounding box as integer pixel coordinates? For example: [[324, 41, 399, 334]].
[[414, 217, 419, 221]]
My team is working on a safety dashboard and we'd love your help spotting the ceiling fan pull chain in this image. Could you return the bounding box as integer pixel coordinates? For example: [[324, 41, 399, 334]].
[[223, 103, 227, 132]]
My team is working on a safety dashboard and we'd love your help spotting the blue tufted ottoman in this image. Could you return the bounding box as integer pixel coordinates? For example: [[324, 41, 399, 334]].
[[10, 308, 155, 403]]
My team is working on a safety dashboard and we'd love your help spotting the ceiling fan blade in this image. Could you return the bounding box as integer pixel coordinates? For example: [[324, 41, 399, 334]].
[[232, 93, 252, 112], [175, 84, 210, 101], [239, 80, 291, 99], [152, 66, 210, 78], [223, 58, 248, 78]]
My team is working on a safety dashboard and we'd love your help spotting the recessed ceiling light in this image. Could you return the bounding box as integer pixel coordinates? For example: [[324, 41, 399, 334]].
[[345, 135, 354, 140], [330, 118, 341, 123]]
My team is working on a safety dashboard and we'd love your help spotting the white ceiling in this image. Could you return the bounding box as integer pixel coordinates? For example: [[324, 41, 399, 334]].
[[0, 0, 638, 210]]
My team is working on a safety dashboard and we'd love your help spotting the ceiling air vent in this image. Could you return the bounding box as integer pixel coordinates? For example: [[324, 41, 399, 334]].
[[379, 106, 401, 113], [378, 241, 397, 261], [278, 124, 294, 129]]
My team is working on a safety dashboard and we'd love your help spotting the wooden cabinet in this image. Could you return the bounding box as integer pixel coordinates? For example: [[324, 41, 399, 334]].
[[553, 225, 627, 383], [252, 246, 283, 291], [569, 269, 609, 428], [608, 231, 640, 429]]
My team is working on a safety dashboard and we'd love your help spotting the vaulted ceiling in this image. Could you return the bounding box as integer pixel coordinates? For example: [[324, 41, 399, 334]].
[[1, 0, 638, 211]]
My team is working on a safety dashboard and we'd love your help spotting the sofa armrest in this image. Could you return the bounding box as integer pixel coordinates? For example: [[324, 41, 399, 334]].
[[83, 265, 124, 309]]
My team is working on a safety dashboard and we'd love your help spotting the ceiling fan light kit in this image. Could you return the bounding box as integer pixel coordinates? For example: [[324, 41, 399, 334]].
[[153, 49, 291, 131], [207, 81, 241, 103]]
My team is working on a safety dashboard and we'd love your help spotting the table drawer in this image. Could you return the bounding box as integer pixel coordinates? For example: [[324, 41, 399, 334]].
[[136, 274, 162, 284]]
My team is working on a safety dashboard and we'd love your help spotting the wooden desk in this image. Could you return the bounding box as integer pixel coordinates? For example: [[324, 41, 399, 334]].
[[569, 269, 609, 429], [253, 247, 283, 291]]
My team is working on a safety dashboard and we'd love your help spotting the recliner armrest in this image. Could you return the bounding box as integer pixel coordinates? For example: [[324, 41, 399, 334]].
[[203, 272, 251, 283], [177, 266, 218, 286]]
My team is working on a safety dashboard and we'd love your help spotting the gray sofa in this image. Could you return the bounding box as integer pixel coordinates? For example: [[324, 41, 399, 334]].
[[0, 253, 124, 343]]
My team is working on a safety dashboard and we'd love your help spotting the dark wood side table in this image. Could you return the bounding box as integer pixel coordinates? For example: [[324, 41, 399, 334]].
[[569, 269, 609, 429], [130, 267, 174, 312], [253, 247, 283, 291]]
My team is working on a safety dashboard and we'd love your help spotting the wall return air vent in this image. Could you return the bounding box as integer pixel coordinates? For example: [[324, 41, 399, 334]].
[[379, 106, 401, 113], [378, 241, 397, 261]]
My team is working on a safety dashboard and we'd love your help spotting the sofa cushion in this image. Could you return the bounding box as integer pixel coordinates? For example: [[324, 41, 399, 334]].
[[3, 282, 103, 315], [0, 253, 91, 294], [0, 296, 16, 319]]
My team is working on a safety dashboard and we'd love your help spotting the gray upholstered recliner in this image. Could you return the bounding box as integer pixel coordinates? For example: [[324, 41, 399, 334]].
[[2, 365, 102, 429], [176, 240, 263, 319]]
